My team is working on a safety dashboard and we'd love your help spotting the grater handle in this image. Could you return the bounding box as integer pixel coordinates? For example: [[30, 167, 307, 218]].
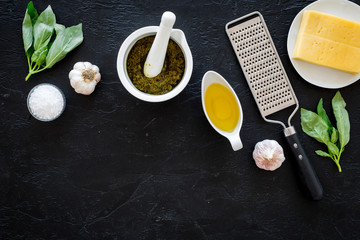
[[284, 127, 323, 200]]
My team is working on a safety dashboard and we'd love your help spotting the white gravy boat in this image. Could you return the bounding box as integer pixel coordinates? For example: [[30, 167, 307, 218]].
[[201, 71, 244, 151]]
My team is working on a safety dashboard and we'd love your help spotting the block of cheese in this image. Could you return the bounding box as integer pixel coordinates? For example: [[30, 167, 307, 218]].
[[292, 10, 360, 75]]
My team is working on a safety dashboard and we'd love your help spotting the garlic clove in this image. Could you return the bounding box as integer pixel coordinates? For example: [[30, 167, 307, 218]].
[[84, 62, 93, 69], [73, 62, 86, 70], [71, 78, 84, 91], [91, 65, 99, 73], [253, 139, 285, 171], [74, 80, 97, 95], [69, 73, 83, 90], [69, 69, 82, 81], [94, 72, 101, 83]]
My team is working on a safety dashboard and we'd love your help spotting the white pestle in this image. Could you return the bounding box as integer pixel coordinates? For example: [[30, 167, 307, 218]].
[[143, 11, 176, 78]]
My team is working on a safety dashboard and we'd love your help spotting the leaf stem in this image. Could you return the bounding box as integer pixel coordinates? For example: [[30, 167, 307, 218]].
[[33, 66, 47, 74], [332, 153, 342, 172], [34, 63, 40, 71], [25, 61, 47, 81], [336, 162, 342, 172], [25, 72, 32, 81], [27, 56, 32, 71]]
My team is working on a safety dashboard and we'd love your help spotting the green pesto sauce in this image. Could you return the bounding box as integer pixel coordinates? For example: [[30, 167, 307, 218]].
[[126, 35, 185, 95]]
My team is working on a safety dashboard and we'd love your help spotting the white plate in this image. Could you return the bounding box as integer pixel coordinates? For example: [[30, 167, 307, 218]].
[[287, 0, 360, 89]]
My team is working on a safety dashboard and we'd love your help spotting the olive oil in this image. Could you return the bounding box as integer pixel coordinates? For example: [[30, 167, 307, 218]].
[[204, 83, 240, 132]]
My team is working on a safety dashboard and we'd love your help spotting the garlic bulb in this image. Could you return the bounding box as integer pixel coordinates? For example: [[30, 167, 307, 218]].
[[253, 139, 285, 171], [69, 62, 101, 95]]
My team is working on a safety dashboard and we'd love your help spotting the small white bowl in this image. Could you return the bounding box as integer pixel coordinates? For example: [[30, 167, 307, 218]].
[[116, 26, 193, 102], [27, 83, 66, 122], [201, 71, 244, 151]]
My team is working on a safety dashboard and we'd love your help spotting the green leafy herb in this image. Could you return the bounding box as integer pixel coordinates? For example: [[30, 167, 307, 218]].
[[32, 5, 56, 51], [22, 1, 83, 81], [330, 128, 338, 144], [315, 150, 331, 158], [26, 1, 39, 23], [31, 45, 48, 66], [301, 91, 350, 172], [317, 98, 333, 134], [22, 10, 33, 54], [55, 23, 65, 34], [46, 23, 83, 68], [332, 92, 350, 151]]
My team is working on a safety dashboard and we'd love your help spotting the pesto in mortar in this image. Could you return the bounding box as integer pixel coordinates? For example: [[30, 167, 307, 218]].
[[126, 35, 185, 95]]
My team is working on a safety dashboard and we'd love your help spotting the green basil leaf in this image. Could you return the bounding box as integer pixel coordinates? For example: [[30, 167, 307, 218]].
[[301, 108, 330, 144], [31, 45, 48, 66], [46, 23, 83, 68], [327, 141, 340, 156], [317, 98, 333, 134], [26, 46, 34, 58], [332, 91, 350, 149], [22, 10, 33, 53], [330, 128, 338, 144], [315, 150, 331, 158], [27, 1, 38, 24], [55, 23, 65, 34], [33, 5, 56, 51], [48, 29, 56, 50]]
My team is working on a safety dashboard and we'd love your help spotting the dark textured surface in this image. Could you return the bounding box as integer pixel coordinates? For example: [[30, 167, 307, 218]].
[[1, 0, 360, 239]]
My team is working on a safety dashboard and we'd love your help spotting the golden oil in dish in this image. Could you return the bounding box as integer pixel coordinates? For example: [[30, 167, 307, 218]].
[[204, 83, 240, 132]]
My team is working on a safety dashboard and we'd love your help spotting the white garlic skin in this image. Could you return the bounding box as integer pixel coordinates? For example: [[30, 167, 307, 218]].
[[253, 139, 285, 171], [69, 62, 101, 95]]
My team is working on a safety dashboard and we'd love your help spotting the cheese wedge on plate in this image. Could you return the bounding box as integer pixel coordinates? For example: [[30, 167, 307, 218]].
[[292, 10, 360, 75]]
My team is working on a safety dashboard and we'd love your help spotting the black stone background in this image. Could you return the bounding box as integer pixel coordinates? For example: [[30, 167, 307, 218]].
[[1, 0, 360, 239]]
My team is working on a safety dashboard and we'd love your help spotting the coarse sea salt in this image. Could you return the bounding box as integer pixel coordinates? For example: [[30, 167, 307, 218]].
[[28, 84, 65, 121]]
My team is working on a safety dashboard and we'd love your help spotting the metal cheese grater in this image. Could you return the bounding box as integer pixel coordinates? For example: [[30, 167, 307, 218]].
[[226, 12, 323, 200]]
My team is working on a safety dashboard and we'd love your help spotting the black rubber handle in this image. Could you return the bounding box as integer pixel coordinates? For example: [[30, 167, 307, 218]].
[[284, 127, 323, 200]]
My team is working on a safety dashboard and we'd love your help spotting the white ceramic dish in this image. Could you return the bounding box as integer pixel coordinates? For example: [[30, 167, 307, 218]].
[[117, 26, 193, 102], [287, 0, 360, 89], [201, 71, 243, 151]]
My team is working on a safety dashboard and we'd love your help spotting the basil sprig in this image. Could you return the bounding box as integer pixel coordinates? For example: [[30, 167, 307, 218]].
[[22, 1, 83, 81], [301, 91, 350, 172]]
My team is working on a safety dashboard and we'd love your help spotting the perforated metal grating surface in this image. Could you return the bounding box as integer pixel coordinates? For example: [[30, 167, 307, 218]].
[[226, 13, 297, 118]]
